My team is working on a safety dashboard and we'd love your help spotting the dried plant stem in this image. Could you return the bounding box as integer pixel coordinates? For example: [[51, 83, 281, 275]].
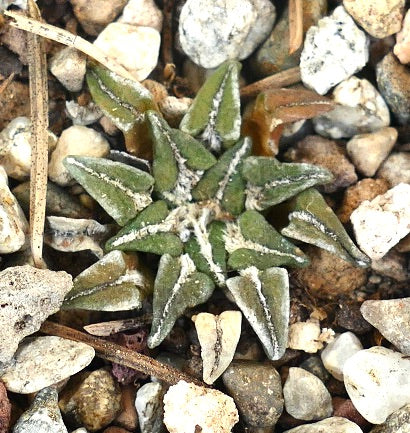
[[27, 0, 48, 269], [84, 315, 153, 337], [161, 0, 175, 66], [41, 320, 206, 387], [0, 72, 15, 96], [240, 67, 301, 100], [289, 0, 304, 55], [4, 11, 136, 82]]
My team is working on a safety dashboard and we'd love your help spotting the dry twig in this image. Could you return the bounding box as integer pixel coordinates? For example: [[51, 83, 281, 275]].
[[288, 0, 304, 54], [0, 72, 15, 96], [240, 67, 301, 100], [27, 0, 48, 268], [41, 320, 206, 387], [3, 10, 136, 81]]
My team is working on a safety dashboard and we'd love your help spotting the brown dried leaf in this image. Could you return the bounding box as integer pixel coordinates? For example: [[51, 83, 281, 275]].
[[242, 88, 334, 156]]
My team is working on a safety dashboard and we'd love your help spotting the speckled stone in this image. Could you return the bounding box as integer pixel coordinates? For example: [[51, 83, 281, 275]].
[[178, 0, 276, 68], [343, 0, 405, 39], [1, 336, 94, 393], [222, 361, 283, 428], [300, 6, 368, 95], [13, 387, 67, 433], [285, 135, 357, 193], [59, 368, 122, 432], [376, 52, 410, 125], [377, 152, 410, 186], [361, 298, 410, 355], [0, 266, 72, 365]]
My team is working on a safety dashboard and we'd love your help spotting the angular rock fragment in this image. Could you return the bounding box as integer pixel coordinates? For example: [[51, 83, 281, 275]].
[[361, 298, 410, 355], [135, 382, 164, 433], [0, 266, 72, 364], [163, 380, 239, 433], [2, 336, 94, 393]]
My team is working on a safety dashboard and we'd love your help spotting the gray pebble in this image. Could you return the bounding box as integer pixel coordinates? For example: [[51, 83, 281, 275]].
[[361, 298, 410, 355], [13, 387, 68, 433], [179, 0, 276, 68], [283, 367, 332, 421], [49, 47, 86, 92], [299, 356, 330, 383], [0, 266, 72, 365], [222, 361, 283, 428], [135, 382, 165, 433]]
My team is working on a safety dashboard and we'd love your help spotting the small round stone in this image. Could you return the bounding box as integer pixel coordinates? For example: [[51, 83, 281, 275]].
[[321, 332, 363, 381], [59, 368, 122, 432], [49, 47, 86, 92], [178, 0, 276, 68], [222, 361, 283, 428], [300, 6, 369, 95], [163, 380, 239, 433], [94, 23, 160, 81], [343, 0, 405, 39], [346, 127, 397, 177], [1, 336, 95, 393], [283, 367, 333, 421], [48, 125, 110, 186]]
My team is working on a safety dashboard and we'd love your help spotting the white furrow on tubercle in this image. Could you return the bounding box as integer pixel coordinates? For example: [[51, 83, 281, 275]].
[[240, 266, 278, 355], [215, 138, 251, 203], [189, 208, 226, 287], [201, 68, 230, 153], [289, 211, 339, 242], [151, 115, 202, 205], [223, 222, 306, 263], [66, 157, 153, 211], [149, 254, 196, 342]]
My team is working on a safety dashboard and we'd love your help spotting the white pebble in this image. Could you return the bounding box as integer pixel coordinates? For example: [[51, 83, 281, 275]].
[[94, 23, 160, 81], [288, 319, 334, 353], [351, 183, 410, 260], [283, 416, 363, 433], [2, 336, 95, 393], [178, 0, 276, 68], [321, 332, 363, 381], [0, 117, 57, 180], [301, 6, 368, 95], [117, 0, 163, 32], [163, 380, 239, 433], [283, 367, 333, 421], [313, 76, 390, 139], [48, 125, 110, 186], [135, 382, 164, 433], [65, 100, 102, 126], [0, 176, 28, 254], [346, 127, 397, 177], [49, 47, 86, 92], [343, 346, 410, 424]]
